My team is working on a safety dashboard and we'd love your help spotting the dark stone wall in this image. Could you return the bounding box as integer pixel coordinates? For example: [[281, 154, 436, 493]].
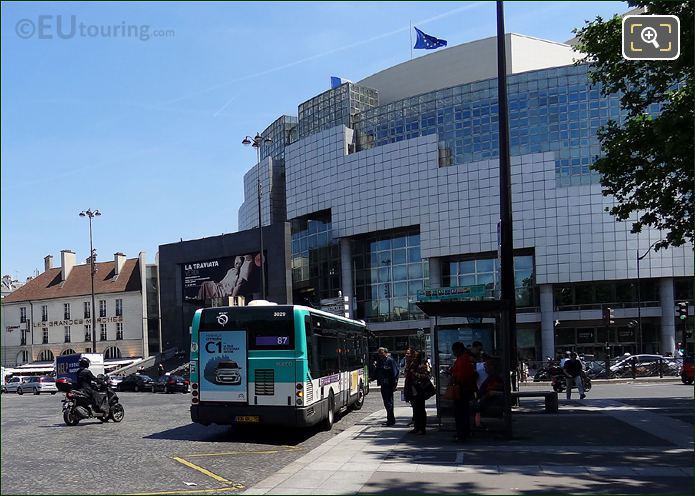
[[158, 223, 292, 353]]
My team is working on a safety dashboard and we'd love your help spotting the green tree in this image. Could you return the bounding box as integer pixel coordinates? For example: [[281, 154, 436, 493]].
[[573, 1, 693, 250]]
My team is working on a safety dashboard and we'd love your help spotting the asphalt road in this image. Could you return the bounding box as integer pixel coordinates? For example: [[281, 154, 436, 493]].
[[1, 381, 691, 495], [0, 387, 383, 495]]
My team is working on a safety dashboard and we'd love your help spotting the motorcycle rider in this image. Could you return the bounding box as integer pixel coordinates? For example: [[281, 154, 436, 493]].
[[75, 357, 107, 414]]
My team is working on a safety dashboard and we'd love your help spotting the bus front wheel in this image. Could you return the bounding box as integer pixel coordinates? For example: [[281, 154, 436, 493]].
[[351, 383, 365, 411], [322, 392, 335, 431]]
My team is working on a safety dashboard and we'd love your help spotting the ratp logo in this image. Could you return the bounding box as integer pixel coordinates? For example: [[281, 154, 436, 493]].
[[217, 313, 229, 326]]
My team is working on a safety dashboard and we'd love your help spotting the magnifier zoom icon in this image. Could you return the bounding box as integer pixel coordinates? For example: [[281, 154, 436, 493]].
[[640, 27, 660, 48]]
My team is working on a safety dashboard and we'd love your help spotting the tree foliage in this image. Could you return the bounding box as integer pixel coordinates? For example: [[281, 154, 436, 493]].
[[573, 1, 693, 250]]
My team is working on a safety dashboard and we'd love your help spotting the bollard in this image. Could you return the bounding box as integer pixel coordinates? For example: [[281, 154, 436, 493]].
[[659, 357, 663, 378], [631, 356, 637, 379]]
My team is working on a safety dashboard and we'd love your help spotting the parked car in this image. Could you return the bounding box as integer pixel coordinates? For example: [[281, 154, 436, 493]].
[[680, 356, 693, 385], [23, 376, 58, 395], [152, 375, 189, 393], [610, 354, 678, 377], [214, 361, 242, 385], [108, 375, 125, 389], [117, 374, 154, 392], [2, 376, 30, 394]]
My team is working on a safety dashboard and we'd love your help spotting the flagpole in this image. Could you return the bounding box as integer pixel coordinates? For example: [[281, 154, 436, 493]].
[[409, 21, 413, 60]]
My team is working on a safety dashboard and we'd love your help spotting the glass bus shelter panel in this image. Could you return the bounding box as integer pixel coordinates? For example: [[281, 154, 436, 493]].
[[435, 323, 497, 431]]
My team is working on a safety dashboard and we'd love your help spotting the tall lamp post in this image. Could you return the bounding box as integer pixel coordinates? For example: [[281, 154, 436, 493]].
[[636, 240, 660, 354], [242, 133, 272, 300], [496, 0, 516, 438], [79, 208, 101, 353]]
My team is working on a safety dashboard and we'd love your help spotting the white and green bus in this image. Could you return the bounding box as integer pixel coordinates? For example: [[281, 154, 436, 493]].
[[190, 302, 370, 429]]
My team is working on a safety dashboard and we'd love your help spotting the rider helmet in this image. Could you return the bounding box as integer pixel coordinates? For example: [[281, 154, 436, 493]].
[[78, 356, 91, 368]]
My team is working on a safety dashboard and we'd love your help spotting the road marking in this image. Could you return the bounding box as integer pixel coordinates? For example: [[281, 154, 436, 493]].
[[183, 447, 300, 458], [173, 457, 244, 488], [127, 487, 242, 495]]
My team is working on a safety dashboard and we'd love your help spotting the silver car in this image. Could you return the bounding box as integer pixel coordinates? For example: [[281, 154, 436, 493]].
[[23, 376, 59, 395], [215, 361, 242, 385], [2, 376, 31, 395]]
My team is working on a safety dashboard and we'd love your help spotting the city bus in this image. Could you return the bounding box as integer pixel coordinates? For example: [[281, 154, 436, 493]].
[[189, 301, 370, 429]]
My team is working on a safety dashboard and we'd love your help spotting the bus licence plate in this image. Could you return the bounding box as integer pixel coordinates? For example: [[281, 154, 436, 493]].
[[235, 416, 260, 423]]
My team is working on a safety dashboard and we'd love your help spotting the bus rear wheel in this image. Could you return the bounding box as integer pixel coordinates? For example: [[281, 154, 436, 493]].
[[322, 392, 335, 431], [351, 383, 365, 411]]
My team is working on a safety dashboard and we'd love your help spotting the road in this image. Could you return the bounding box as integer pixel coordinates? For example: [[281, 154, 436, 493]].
[[0, 381, 691, 495], [0, 388, 382, 495]]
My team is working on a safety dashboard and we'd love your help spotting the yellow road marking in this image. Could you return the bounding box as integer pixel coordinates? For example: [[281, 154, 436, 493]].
[[127, 487, 241, 496], [184, 447, 299, 458], [173, 456, 240, 485]]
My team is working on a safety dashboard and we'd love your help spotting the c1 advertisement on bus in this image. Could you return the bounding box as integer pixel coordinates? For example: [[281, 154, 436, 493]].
[[199, 330, 247, 402]]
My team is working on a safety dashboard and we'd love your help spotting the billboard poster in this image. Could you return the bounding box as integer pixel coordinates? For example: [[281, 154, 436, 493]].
[[182, 253, 263, 303], [199, 330, 248, 402]]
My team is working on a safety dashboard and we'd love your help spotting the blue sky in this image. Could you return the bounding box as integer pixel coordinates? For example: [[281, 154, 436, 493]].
[[1, 1, 627, 280]]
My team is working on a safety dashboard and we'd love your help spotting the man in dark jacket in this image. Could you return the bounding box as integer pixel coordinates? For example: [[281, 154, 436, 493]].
[[562, 352, 586, 400], [75, 357, 106, 414], [375, 347, 399, 426]]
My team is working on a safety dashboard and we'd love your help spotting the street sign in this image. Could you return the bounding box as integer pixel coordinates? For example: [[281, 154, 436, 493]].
[[321, 304, 346, 316], [416, 285, 486, 302]]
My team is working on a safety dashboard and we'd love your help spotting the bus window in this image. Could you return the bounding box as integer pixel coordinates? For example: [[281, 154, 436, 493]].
[[311, 315, 339, 376]]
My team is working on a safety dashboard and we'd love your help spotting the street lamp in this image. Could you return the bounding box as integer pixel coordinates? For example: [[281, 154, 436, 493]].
[[636, 240, 661, 354], [242, 133, 272, 300], [79, 208, 101, 353]]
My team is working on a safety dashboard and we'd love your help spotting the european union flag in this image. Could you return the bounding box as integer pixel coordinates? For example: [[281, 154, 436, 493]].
[[413, 27, 447, 50], [413, 28, 446, 50]]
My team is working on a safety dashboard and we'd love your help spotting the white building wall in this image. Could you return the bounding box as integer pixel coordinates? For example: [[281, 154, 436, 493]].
[[2, 291, 145, 366], [284, 125, 693, 284], [357, 34, 576, 106]]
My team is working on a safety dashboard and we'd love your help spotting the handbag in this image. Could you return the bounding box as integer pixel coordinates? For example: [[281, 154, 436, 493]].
[[418, 379, 436, 400], [444, 384, 461, 401]]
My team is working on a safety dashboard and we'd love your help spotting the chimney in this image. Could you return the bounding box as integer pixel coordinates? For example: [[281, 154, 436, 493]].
[[114, 252, 126, 276], [60, 250, 76, 281], [44, 255, 53, 272]]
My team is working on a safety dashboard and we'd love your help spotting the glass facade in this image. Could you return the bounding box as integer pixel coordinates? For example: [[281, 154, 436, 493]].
[[443, 254, 536, 307], [554, 280, 661, 310], [351, 230, 429, 323], [291, 212, 341, 306], [354, 64, 628, 187], [260, 115, 299, 161], [298, 83, 378, 140]]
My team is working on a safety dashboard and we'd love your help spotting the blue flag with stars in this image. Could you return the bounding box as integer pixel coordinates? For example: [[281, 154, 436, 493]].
[[413, 27, 447, 50]]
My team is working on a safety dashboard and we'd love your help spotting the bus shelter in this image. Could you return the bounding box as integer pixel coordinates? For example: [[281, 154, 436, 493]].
[[416, 296, 514, 438]]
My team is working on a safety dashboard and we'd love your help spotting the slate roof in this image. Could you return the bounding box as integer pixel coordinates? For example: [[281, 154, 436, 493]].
[[3, 259, 141, 303]]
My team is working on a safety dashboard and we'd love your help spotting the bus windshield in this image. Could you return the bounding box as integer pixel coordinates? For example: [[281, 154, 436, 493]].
[[200, 306, 295, 350]]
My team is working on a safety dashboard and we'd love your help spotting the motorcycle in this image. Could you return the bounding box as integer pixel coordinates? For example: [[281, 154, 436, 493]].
[[57, 376, 125, 426], [551, 372, 592, 393]]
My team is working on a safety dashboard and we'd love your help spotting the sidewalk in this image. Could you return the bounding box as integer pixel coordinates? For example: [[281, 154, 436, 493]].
[[244, 398, 693, 495]]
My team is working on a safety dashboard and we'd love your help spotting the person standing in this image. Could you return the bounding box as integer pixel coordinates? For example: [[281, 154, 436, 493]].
[[409, 351, 431, 435], [402, 347, 415, 427], [157, 363, 164, 377], [451, 342, 477, 442], [563, 352, 586, 400], [376, 347, 399, 426]]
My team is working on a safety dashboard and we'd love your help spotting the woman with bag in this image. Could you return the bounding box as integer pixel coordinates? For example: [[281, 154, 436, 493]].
[[408, 351, 433, 435]]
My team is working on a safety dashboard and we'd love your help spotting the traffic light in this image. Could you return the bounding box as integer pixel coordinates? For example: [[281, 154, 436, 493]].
[[676, 302, 688, 320], [602, 307, 615, 325]]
